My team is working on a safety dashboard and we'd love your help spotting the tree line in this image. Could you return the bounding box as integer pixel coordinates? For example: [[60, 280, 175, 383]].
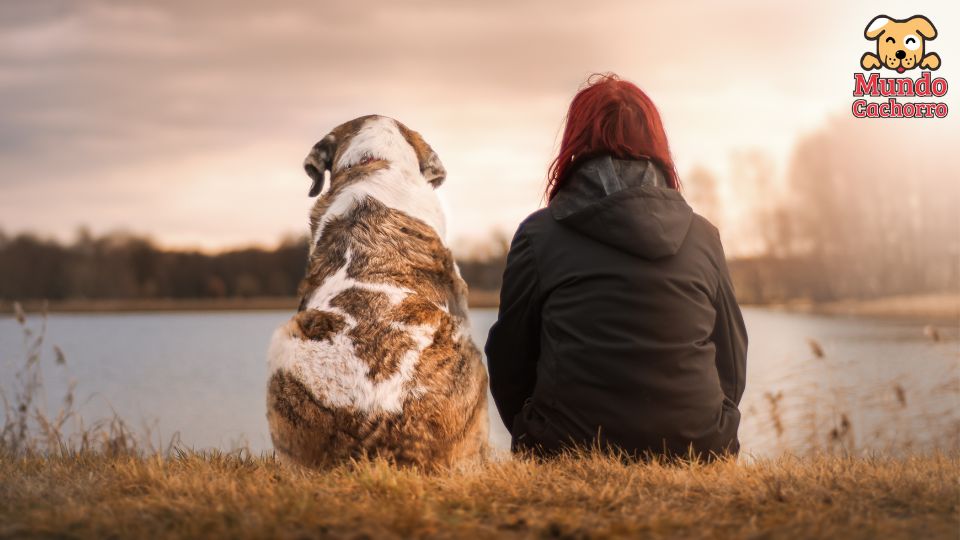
[[0, 230, 309, 300], [0, 229, 512, 302]]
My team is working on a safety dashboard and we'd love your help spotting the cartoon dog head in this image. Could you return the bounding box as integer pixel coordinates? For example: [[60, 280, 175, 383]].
[[861, 15, 940, 73], [302, 115, 446, 197]]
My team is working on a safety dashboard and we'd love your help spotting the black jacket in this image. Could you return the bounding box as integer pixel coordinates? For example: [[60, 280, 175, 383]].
[[485, 155, 747, 458]]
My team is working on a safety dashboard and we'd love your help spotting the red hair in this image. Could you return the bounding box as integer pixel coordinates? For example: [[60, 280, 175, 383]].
[[546, 73, 680, 200]]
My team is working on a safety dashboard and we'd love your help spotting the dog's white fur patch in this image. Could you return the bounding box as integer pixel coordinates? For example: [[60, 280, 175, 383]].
[[304, 247, 412, 315], [268, 322, 431, 415], [267, 245, 429, 414], [335, 116, 417, 172], [310, 117, 446, 252]]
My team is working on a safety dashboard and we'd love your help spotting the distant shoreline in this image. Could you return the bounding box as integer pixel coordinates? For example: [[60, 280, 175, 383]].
[[0, 291, 502, 314], [2, 291, 956, 321], [760, 293, 959, 323]]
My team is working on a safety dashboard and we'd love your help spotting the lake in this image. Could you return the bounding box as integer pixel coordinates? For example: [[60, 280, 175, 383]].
[[1, 307, 957, 457]]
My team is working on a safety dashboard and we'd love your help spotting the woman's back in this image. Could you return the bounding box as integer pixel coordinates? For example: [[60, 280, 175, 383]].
[[486, 155, 747, 458]]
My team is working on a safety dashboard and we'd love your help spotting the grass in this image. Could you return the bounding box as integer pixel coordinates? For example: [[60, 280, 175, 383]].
[[0, 450, 957, 539], [2, 303, 958, 539]]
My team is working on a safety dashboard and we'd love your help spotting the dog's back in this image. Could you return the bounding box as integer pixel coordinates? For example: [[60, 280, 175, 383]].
[[267, 116, 488, 469]]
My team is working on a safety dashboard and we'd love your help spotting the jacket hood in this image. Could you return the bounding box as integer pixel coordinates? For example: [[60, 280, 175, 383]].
[[549, 155, 693, 259]]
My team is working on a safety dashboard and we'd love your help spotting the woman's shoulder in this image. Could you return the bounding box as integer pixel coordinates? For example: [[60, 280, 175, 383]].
[[512, 207, 555, 238], [689, 212, 721, 241], [520, 207, 553, 227], [686, 212, 730, 270]]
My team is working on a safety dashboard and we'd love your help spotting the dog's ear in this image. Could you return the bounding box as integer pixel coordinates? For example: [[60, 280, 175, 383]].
[[304, 134, 337, 197], [864, 15, 892, 40], [908, 15, 937, 40], [396, 122, 447, 188], [418, 145, 447, 188]]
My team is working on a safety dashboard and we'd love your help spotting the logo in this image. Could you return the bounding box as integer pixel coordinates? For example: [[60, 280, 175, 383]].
[[852, 14, 948, 118], [860, 15, 940, 73]]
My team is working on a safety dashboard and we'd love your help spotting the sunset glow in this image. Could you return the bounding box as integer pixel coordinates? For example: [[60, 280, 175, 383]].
[[1, 0, 957, 255]]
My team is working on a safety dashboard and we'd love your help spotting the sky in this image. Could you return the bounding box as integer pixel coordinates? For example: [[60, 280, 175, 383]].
[[1, 0, 957, 255]]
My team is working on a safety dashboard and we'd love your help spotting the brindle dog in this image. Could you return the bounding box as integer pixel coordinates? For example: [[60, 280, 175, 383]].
[[267, 115, 489, 470]]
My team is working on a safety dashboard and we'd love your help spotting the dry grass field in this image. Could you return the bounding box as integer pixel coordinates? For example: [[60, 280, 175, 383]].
[[1, 449, 958, 540], [2, 304, 958, 539]]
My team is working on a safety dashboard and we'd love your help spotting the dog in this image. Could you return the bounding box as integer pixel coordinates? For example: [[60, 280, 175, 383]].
[[861, 15, 940, 73], [266, 115, 489, 470]]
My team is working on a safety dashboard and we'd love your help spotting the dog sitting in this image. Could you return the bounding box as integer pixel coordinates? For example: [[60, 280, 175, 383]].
[[861, 14, 940, 73], [266, 115, 489, 470]]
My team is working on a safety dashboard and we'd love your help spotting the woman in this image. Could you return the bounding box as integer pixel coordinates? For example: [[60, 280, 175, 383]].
[[485, 73, 747, 460]]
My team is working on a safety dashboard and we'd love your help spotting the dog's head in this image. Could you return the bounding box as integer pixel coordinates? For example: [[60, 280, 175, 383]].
[[864, 15, 937, 73], [302, 115, 446, 197]]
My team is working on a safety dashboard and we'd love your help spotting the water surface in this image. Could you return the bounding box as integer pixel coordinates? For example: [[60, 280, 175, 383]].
[[1, 308, 956, 456]]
